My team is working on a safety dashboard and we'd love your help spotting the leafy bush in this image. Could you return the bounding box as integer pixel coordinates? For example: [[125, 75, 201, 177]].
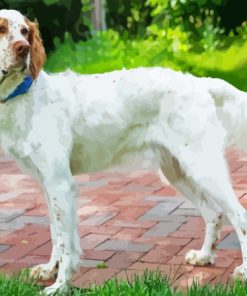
[[45, 29, 185, 73]]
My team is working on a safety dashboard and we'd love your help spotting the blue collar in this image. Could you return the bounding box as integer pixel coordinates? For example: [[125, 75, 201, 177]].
[[3, 76, 33, 103]]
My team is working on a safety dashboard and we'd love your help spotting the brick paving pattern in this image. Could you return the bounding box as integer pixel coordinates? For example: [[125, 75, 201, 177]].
[[0, 148, 246, 289]]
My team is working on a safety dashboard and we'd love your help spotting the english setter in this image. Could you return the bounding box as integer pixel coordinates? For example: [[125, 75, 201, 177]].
[[0, 9, 247, 295]]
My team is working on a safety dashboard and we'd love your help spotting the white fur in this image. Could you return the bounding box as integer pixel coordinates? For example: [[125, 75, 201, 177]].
[[1, 10, 247, 295]]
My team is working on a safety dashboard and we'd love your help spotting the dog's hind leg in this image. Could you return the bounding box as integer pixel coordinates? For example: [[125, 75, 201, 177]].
[[185, 211, 222, 266], [158, 144, 247, 279], [158, 147, 223, 265]]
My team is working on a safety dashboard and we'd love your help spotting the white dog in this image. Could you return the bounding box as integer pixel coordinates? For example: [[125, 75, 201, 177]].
[[0, 9, 247, 295]]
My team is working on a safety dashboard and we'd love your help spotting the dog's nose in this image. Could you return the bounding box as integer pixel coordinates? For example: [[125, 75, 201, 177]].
[[2, 70, 8, 75], [13, 41, 30, 58]]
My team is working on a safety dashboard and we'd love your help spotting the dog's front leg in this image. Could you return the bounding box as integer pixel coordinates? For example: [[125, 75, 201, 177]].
[[30, 189, 66, 281], [30, 214, 60, 281], [42, 179, 81, 295], [26, 150, 81, 295]]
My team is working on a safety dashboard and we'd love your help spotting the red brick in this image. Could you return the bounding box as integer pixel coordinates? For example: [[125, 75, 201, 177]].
[[211, 267, 234, 284], [80, 211, 118, 226], [92, 196, 120, 206], [72, 267, 91, 281], [129, 262, 193, 276], [179, 217, 204, 231], [0, 224, 50, 244], [128, 170, 148, 178], [112, 219, 156, 229], [178, 266, 223, 288], [80, 234, 110, 250], [25, 205, 48, 216], [112, 228, 145, 240], [0, 262, 29, 275], [72, 268, 120, 288], [84, 250, 115, 261], [74, 175, 90, 183], [116, 206, 151, 220], [141, 245, 181, 264], [0, 148, 246, 287], [78, 186, 99, 196], [106, 251, 143, 269], [216, 249, 242, 259], [79, 224, 121, 235], [134, 173, 159, 186], [113, 195, 156, 207], [177, 239, 204, 256], [30, 241, 52, 256], [154, 186, 177, 196], [135, 236, 192, 247], [107, 183, 133, 191], [167, 255, 185, 265], [214, 256, 234, 268], [77, 205, 98, 216], [17, 255, 49, 266], [171, 230, 203, 239]]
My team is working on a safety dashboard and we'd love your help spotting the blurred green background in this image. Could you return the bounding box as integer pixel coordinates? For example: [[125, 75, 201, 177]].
[[2, 0, 247, 90]]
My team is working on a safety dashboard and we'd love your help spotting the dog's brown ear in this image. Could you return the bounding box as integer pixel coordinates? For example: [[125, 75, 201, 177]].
[[25, 18, 46, 79]]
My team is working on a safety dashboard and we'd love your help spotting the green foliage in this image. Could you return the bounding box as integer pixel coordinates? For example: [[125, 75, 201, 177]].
[[0, 269, 42, 296], [104, 0, 234, 55], [147, 24, 191, 53], [105, 0, 152, 36], [42, 0, 61, 5], [45, 29, 185, 74], [2, 0, 246, 56], [96, 262, 108, 269]]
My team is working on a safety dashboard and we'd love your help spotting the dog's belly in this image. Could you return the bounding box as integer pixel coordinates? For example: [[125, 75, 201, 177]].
[[69, 121, 151, 174]]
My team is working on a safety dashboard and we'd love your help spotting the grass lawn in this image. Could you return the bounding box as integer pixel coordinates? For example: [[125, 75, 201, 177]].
[[1, 269, 247, 296]]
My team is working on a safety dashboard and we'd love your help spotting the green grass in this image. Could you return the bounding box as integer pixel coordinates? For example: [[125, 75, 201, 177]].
[[0, 269, 42, 296], [1, 269, 247, 296]]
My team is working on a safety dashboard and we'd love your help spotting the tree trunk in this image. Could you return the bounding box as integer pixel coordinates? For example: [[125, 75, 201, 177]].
[[91, 0, 106, 31]]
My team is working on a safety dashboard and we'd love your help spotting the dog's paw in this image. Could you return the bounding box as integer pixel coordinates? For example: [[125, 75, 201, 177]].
[[233, 264, 247, 281], [42, 282, 69, 295], [185, 249, 215, 266], [30, 263, 58, 281]]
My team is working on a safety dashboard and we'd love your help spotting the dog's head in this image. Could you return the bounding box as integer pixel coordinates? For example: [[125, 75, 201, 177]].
[[0, 9, 46, 97]]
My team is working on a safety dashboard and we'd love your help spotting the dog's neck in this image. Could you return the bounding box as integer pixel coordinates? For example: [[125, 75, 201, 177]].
[[0, 76, 33, 103], [0, 72, 25, 102]]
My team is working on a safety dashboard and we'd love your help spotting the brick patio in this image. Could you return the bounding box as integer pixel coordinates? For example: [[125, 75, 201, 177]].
[[0, 149, 246, 289]]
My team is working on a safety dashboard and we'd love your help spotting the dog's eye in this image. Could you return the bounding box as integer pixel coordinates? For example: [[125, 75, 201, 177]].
[[21, 27, 29, 36], [0, 25, 6, 34]]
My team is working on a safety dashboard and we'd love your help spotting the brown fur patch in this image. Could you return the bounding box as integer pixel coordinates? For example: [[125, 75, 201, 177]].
[[211, 243, 217, 251], [0, 18, 8, 36], [160, 147, 186, 183], [25, 18, 46, 79], [241, 228, 246, 235]]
